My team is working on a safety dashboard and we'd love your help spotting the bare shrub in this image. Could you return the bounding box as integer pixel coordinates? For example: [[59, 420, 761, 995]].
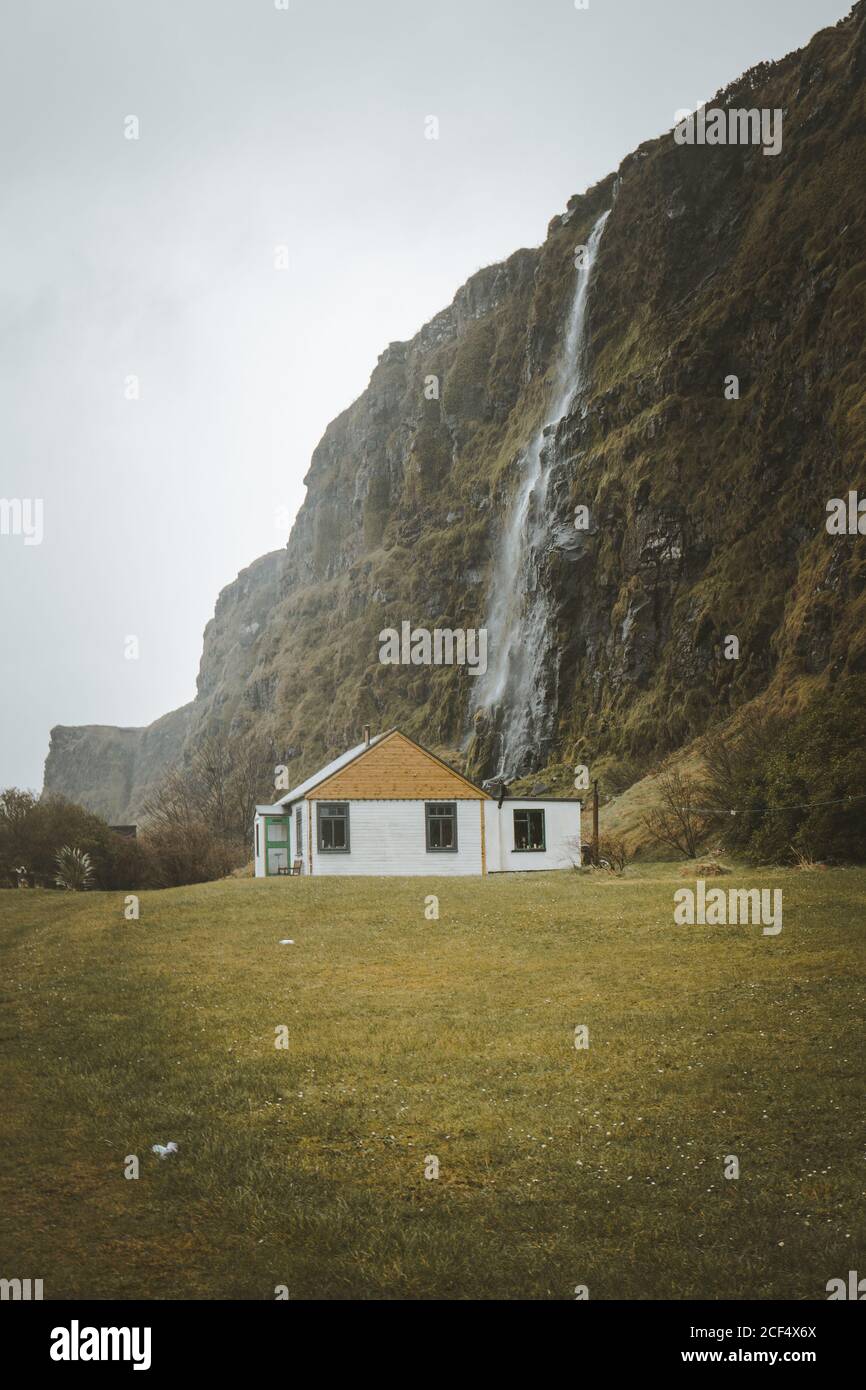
[[594, 834, 629, 873], [139, 735, 276, 886], [142, 736, 275, 842], [567, 832, 630, 873], [139, 821, 247, 889], [642, 770, 716, 859], [791, 845, 826, 872]]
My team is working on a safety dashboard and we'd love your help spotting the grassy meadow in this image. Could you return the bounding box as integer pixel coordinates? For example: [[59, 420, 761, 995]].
[[0, 864, 864, 1300]]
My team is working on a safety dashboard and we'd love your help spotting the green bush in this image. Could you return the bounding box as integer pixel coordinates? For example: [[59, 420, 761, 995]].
[[0, 790, 245, 891], [54, 845, 95, 891], [0, 790, 138, 889], [702, 677, 866, 864]]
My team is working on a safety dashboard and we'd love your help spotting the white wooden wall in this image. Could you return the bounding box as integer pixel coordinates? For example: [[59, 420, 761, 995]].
[[291, 801, 304, 872], [310, 799, 484, 876], [488, 799, 581, 872], [256, 798, 581, 877]]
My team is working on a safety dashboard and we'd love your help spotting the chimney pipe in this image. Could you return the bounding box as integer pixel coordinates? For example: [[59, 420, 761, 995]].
[[363, 724, 371, 747]]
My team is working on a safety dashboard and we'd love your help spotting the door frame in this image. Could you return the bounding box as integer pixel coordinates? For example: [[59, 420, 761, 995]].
[[263, 815, 290, 876]]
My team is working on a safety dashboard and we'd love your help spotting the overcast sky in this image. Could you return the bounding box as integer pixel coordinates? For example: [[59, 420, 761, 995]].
[[0, 0, 851, 793]]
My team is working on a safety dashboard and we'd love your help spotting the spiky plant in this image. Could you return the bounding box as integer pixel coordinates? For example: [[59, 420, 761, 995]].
[[54, 845, 95, 891]]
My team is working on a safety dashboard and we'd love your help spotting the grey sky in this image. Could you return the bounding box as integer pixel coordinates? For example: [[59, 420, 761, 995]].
[[0, 0, 851, 792]]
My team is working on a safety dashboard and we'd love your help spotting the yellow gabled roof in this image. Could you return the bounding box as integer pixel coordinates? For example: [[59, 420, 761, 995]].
[[307, 728, 491, 801]]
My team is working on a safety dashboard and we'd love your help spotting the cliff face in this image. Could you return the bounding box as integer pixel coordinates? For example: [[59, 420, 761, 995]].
[[44, 4, 866, 821], [44, 550, 282, 821], [45, 707, 194, 824]]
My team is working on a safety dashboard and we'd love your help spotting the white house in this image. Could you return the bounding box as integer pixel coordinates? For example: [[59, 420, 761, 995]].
[[253, 728, 581, 877]]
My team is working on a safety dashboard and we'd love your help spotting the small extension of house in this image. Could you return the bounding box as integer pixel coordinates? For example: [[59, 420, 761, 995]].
[[253, 728, 581, 877]]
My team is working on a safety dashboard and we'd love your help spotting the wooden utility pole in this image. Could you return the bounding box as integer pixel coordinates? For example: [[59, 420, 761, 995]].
[[592, 779, 599, 864]]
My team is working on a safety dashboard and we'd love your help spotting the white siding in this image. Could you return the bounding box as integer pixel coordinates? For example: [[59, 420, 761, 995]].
[[484, 800, 502, 872], [291, 801, 305, 873], [254, 814, 265, 878], [257, 796, 581, 877], [494, 799, 581, 872], [310, 799, 484, 876]]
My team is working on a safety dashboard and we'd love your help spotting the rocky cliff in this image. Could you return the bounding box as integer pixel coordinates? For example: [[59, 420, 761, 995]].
[[44, 3, 866, 821]]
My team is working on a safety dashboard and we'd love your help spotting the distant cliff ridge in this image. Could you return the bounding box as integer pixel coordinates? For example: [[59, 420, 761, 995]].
[[46, 709, 194, 824], [44, 4, 866, 822]]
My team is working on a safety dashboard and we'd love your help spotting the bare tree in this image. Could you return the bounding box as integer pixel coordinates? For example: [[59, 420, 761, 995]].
[[230, 739, 279, 833], [142, 735, 276, 842], [642, 769, 714, 858], [141, 766, 197, 829], [193, 735, 235, 838]]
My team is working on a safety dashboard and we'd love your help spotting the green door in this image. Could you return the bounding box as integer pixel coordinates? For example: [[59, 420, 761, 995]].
[[264, 816, 290, 875]]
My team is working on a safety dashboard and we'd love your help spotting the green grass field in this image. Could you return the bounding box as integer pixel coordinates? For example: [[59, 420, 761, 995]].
[[1, 865, 863, 1301]]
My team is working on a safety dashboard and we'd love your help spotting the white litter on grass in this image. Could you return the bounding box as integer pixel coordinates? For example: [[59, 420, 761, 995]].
[[279, 939, 295, 945], [152, 1142, 178, 1159]]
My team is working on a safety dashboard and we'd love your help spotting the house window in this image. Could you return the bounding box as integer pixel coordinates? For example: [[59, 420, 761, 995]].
[[426, 802, 457, 852], [513, 808, 546, 852], [318, 802, 350, 852], [255, 821, 260, 857], [295, 806, 303, 858]]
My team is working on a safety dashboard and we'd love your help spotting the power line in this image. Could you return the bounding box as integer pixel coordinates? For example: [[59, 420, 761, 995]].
[[681, 793, 866, 815]]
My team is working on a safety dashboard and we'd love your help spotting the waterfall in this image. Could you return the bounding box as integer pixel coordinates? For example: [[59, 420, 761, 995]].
[[471, 208, 610, 779]]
